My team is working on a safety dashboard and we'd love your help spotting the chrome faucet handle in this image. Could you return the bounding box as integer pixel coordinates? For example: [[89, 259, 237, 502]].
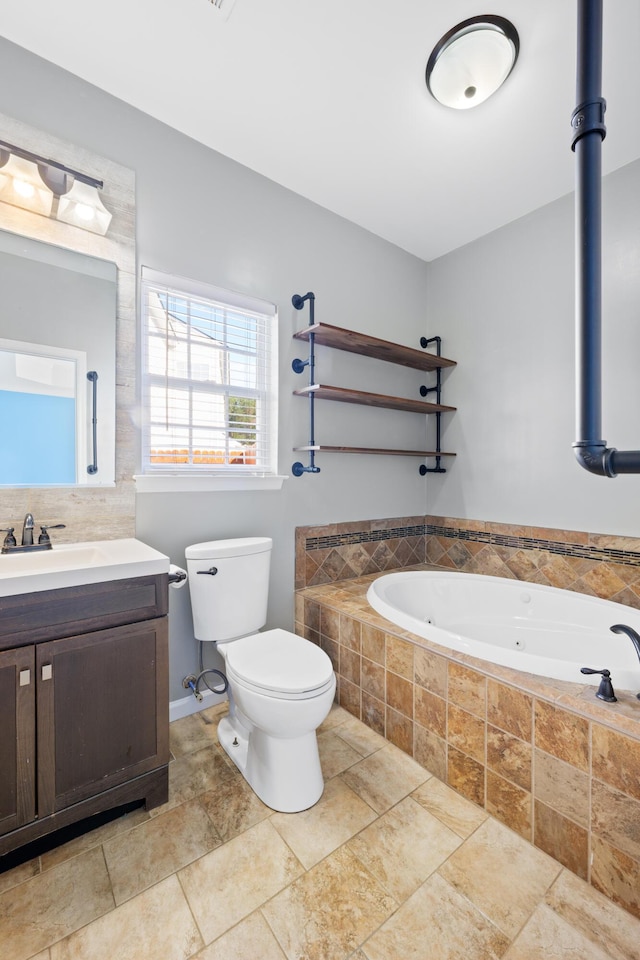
[[0, 527, 16, 548], [38, 524, 66, 545]]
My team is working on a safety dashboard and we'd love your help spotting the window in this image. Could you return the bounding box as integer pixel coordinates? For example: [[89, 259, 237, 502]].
[[140, 268, 278, 483]]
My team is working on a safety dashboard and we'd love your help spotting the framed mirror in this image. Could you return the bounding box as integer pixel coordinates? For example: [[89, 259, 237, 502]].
[[0, 229, 117, 486]]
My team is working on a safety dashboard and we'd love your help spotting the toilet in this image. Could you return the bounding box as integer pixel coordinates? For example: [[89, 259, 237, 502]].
[[185, 537, 336, 812]]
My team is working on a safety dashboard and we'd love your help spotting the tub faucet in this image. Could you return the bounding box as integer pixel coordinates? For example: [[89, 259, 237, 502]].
[[610, 624, 640, 700], [22, 513, 34, 546]]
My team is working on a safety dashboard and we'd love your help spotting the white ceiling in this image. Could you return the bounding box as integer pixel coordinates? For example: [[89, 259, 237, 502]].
[[1, 0, 639, 261]]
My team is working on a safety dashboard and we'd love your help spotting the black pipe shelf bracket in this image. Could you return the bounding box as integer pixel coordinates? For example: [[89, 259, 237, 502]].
[[572, 0, 640, 476], [291, 292, 321, 477], [419, 335, 447, 475]]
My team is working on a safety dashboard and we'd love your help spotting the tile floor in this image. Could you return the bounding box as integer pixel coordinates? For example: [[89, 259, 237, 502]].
[[1, 704, 640, 960]]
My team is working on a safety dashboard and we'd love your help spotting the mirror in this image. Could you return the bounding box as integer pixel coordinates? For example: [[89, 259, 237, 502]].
[[0, 229, 117, 486]]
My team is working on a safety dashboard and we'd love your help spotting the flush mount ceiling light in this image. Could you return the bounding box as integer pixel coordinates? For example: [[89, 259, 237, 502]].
[[0, 140, 112, 235], [426, 15, 519, 110]]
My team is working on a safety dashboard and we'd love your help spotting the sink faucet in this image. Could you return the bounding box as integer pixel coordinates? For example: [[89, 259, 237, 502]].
[[22, 513, 34, 546], [610, 623, 640, 700]]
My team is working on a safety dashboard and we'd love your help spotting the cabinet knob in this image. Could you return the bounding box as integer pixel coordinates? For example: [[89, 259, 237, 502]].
[[19, 669, 31, 686], [41, 664, 53, 681]]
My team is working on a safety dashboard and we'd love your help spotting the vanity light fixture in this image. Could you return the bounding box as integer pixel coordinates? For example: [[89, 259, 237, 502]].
[[426, 15, 519, 110], [0, 140, 112, 236]]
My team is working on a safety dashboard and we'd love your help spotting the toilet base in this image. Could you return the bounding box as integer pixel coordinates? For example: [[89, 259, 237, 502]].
[[217, 714, 325, 813]]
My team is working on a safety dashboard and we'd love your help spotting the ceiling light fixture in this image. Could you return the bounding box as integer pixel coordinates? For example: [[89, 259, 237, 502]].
[[0, 140, 112, 235], [426, 15, 519, 110]]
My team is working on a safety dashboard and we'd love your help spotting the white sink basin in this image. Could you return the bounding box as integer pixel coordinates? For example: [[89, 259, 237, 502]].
[[0, 538, 170, 597]]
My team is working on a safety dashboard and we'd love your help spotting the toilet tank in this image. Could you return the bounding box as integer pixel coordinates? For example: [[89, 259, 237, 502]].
[[185, 537, 272, 642]]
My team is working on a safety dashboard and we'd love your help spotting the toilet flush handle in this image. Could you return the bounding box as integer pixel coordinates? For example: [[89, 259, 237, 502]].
[[197, 567, 218, 575]]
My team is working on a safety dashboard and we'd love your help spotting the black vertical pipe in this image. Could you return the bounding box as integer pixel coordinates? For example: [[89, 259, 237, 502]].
[[575, 0, 602, 451], [572, 0, 640, 475]]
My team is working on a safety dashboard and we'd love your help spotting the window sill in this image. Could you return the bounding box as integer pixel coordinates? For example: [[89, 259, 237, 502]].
[[133, 474, 288, 493]]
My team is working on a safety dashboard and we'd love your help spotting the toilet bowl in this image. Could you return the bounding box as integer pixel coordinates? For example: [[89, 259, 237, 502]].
[[185, 538, 336, 812]]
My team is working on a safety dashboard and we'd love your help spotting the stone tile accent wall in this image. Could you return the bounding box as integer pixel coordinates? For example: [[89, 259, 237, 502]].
[[296, 573, 640, 920], [296, 514, 640, 606], [295, 517, 426, 589], [426, 516, 640, 608]]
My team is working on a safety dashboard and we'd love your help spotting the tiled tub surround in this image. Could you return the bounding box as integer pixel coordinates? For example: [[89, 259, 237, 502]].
[[296, 515, 640, 608], [295, 570, 640, 920]]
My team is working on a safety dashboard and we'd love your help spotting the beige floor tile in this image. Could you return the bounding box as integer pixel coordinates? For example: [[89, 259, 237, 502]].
[[412, 777, 488, 838], [104, 798, 222, 904], [544, 869, 640, 960], [170, 709, 225, 758], [151, 743, 237, 817], [49, 875, 202, 960], [334, 715, 388, 757], [263, 846, 398, 960], [318, 704, 352, 731], [347, 795, 462, 901], [270, 777, 377, 869], [0, 846, 114, 960], [341, 743, 430, 814], [438, 817, 562, 939], [0, 857, 39, 896], [192, 912, 287, 960], [199, 772, 271, 842], [179, 819, 304, 945], [317, 729, 364, 779], [504, 903, 613, 960], [362, 872, 510, 960], [40, 806, 151, 872]]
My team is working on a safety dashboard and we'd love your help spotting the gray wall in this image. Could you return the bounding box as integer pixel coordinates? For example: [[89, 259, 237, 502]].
[[4, 37, 639, 705], [0, 39, 431, 701], [426, 157, 640, 537]]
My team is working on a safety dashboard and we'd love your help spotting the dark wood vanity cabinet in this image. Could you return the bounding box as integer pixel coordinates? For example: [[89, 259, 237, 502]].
[[0, 575, 169, 857]]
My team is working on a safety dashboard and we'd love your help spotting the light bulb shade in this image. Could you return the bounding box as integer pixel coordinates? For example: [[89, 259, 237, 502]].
[[426, 16, 519, 110], [56, 179, 113, 236], [0, 153, 54, 216]]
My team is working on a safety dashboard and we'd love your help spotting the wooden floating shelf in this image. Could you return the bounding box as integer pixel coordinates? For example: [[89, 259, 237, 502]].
[[294, 445, 456, 458], [293, 322, 456, 372], [293, 384, 457, 415]]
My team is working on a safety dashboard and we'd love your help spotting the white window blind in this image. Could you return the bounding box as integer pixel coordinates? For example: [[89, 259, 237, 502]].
[[140, 268, 278, 476]]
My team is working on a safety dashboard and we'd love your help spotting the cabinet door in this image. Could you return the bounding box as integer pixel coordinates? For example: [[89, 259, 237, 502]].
[[0, 646, 35, 836], [37, 618, 169, 817]]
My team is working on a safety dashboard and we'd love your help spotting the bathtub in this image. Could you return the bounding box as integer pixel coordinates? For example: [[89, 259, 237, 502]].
[[367, 571, 640, 691]]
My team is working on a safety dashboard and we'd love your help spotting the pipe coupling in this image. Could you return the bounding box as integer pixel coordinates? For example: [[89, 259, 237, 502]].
[[571, 98, 607, 151]]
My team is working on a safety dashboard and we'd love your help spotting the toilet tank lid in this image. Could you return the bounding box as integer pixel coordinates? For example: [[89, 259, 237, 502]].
[[185, 537, 272, 560]]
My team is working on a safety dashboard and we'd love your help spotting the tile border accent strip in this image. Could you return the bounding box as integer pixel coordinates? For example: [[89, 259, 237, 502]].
[[305, 520, 640, 567], [427, 523, 640, 567], [306, 524, 426, 551]]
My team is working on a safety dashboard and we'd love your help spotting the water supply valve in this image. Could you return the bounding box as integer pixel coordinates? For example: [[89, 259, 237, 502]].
[[182, 674, 203, 702]]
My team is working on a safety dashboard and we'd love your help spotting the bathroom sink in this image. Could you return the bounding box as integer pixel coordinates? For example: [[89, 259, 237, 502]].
[[0, 538, 170, 597]]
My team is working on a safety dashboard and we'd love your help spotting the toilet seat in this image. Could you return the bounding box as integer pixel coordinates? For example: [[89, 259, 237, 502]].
[[224, 628, 335, 700]]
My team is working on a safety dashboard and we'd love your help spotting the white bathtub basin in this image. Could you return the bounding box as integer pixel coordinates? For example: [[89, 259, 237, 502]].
[[0, 538, 169, 596], [367, 570, 640, 691]]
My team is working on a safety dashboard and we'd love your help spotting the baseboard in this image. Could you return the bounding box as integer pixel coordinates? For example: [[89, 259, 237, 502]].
[[169, 688, 228, 723]]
